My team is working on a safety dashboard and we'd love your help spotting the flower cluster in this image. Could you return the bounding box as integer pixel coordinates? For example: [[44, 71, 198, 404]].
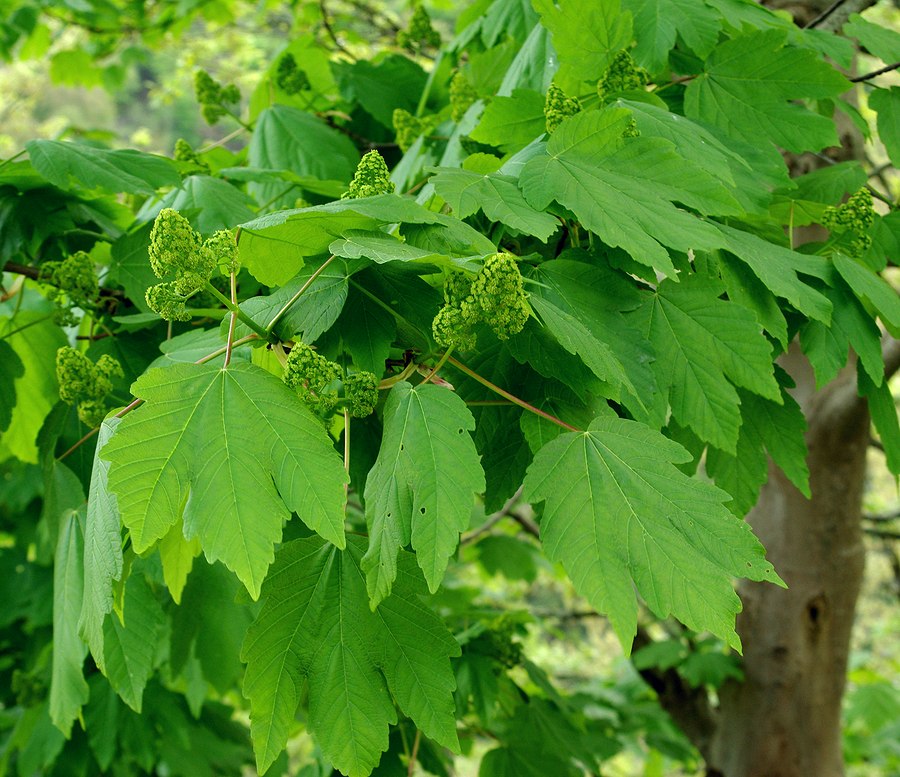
[[145, 209, 238, 321], [392, 108, 436, 152], [396, 4, 441, 51], [449, 71, 478, 123], [598, 50, 649, 100], [39, 251, 99, 325], [194, 70, 241, 125], [173, 138, 210, 175], [55, 346, 123, 426], [822, 187, 875, 257], [432, 253, 530, 350], [342, 151, 395, 199], [544, 83, 582, 134], [283, 342, 379, 417], [275, 53, 310, 95]]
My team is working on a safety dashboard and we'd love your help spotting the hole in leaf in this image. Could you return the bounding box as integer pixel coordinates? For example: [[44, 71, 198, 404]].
[[420, 507, 426, 514]]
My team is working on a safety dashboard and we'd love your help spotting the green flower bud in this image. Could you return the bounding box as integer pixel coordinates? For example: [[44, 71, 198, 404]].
[[544, 83, 582, 134], [146, 282, 192, 322], [284, 341, 343, 414], [344, 371, 379, 417], [342, 151, 395, 199]]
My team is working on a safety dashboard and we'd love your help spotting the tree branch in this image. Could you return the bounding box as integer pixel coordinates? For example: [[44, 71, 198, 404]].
[[804, 0, 876, 30], [631, 627, 719, 763]]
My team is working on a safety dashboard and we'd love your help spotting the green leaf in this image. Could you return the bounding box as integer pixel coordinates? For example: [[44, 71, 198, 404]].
[[158, 520, 201, 604], [717, 251, 789, 349], [468, 89, 546, 153], [717, 224, 833, 323], [334, 56, 426, 128], [625, 0, 721, 71], [497, 23, 556, 96], [335, 284, 396, 375], [241, 536, 460, 776], [154, 175, 256, 234], [101, 571, 164, 712], [170, 560, 253, 694], [50, 509, 89, 737], [236, 256, 356, 342], [868, 87, 900, 169], [707, 383, 810, 515], [800, 275, 884, 388], [108, 223, 154, 313], [330, 230, 449, 264], [0, 339, 24, 432], [520, 109, 729, 276], [834, 252, 900, 338], [25, 140, 180, 195], [362, 382, 484, 606], [429, 167, 559, 240], [102, 362, 348, 598], [860, 368, 900, 476], [683, 30, 849, 152], [79, 419, 123, 667], [532, 0, 633, 89], [844, 13, 900, 64], [0, 312, 67, 463], [522, 416, 783, 651], [238, 195, 444, 286], [476, 535, 540, 582], [629, 274, 780, 453], [250, 106, 359, 206]]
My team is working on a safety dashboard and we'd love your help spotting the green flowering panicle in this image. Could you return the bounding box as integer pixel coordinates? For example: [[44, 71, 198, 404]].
[[173, 138, 210, 175], [202, 229, 240, 274], [284, 342, 343, 414], [275, 53, 310, 94], [431, 254, 530, 349], [148, 208, 204, 279], [39, 251, 99, 323], [598, 50, 650, 100], [342, 151, 395, 199], [145, 282, 192, 322], [397, 4, 441, 50], [146, 210, 236, 312], [449, 71, 478, 123], [622, 118, 640, 138], [194, 69, 241, 125], [471, 252, 530, 340], [55, 346, 123, 426], [822, 187, 875, 257], [544, 83, 582, 134], [344, 371, 379, 417], [392, 108, 436, 152]]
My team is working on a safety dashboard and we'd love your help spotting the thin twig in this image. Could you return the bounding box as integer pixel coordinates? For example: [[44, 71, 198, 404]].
[[319, 0, 356, 59], [851, 62, 900, 82], [223, 270, 238, 368], [407, 729, 421, 777]]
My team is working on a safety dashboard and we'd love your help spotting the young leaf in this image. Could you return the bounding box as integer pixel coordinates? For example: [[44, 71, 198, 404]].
[[102, 362, 348, 599], [241, 536, 460, 777], [362, 382, 485, 606], [468, 89, 546, 152], [522, 416, 784, 652]]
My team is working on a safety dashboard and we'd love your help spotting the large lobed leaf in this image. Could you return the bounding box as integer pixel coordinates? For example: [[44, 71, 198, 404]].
[[519, 109, 732, 276], [523, 416, 784, 651], [362, 382, 485, 607], [241, 536, 460, 776], [102, 362, 348, 599]]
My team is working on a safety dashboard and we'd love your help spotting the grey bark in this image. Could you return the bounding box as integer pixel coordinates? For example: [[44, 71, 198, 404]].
[[707, 347, 870, 777]]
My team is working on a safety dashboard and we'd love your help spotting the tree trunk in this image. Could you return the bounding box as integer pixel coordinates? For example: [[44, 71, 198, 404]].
[[707, 346, 869, 777]]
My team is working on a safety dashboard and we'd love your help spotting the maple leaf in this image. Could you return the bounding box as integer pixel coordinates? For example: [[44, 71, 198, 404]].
[[241, 536, 460, 776], [102, 362, 348, 599]]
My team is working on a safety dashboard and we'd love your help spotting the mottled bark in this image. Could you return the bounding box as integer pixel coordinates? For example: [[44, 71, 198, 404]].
[[707, 347, 869, 777]]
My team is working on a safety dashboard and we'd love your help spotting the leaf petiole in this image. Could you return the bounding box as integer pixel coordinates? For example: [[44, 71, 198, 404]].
[[447, 355, 580, 432], [265, 254, 339, 334]]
